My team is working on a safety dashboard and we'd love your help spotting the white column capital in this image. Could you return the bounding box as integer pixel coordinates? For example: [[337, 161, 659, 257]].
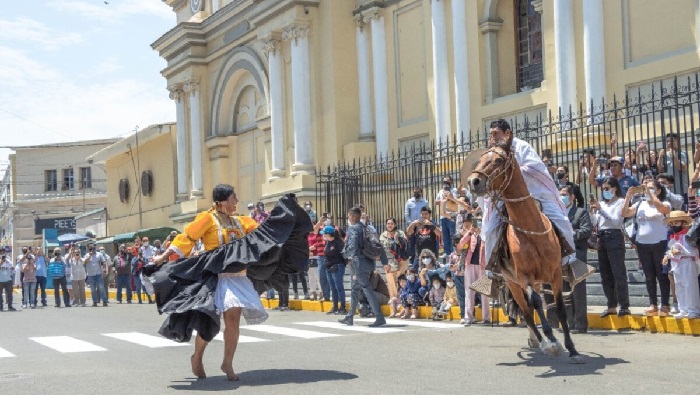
[[479, 18, 503, 34], [262, 34, 282, 57], [282, 24, 309, 45], [168, 87, 184, 102], [362, 7, 382, 24], [532, 0, 543, 14], [183, 81, 200, 94], [354, 14, 366, 30]]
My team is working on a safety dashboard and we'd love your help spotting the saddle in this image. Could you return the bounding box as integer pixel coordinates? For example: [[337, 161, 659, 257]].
[[469, 206, 591, 299]]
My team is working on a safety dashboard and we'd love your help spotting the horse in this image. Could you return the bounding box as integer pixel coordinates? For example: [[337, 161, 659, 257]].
[[464, 142, 584, 364]]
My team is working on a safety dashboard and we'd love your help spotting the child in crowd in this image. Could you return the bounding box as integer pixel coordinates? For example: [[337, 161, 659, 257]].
[[448, 234, 467, 323], [389, 274, 407, 318], [439, 272, 458, 318], [400, 269, 422, 319], [429, 277, 445, 320], [22, 255, 37, 309], [663, 211, 700, 319]]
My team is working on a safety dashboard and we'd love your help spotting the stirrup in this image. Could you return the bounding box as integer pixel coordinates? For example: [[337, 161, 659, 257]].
[[469, 276, 500, 299], [564, 259, 595, 287]]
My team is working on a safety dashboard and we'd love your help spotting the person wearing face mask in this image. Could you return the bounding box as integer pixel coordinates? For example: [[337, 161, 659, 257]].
[[590, 177, 631, 317], [544, 186, 593, 333], [554, 166, 585, 208], [435, 176, 459, 256], [621, 179, 672, 317], [380, 217, 408, 300], [322, 225, 346, 315], [399, 269, 422, 319], [407, 207, 442, 271], [303, 201, 318, 224], [247, 203, 255, 218], [428, 277, 445, 320], [405, 187, 428, 263], [113, 244, 134, 304], [68, 246, 87, 307], [439, 272, 458, 318], [589, 156, 640, 196], [663, 211, 700, 319]]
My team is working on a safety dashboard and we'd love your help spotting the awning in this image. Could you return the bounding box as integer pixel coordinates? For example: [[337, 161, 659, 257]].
[[113, 227, 178, 244], [95, 237, 114, 245], [57, 233, 91, 243]]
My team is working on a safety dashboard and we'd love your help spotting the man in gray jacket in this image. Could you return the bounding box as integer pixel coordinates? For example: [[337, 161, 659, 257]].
[[338, 206, 386, 327]]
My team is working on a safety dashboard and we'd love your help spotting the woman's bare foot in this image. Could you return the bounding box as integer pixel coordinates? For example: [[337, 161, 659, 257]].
[[220, 364, 240, 381], [191, 355, 206, 379]]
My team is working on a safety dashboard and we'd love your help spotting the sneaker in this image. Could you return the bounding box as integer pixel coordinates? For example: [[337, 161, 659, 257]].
[[92, 303, 98, 307], [325, 309, 338, 315], [336, 309, 348, 315], [102, 302, 108, 307], [673, 312, 686, 319], [368, 319, 386, 327], [671, 303, 680, 314], [338, 317, 353, 326], [21, 304, 26, 309], [459, 319, 465, 325], [8, 307, 16, 311]]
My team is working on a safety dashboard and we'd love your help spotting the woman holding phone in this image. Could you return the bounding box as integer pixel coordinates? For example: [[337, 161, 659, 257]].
[[622, 180, 671, 316], [590, 177, 631, 317]]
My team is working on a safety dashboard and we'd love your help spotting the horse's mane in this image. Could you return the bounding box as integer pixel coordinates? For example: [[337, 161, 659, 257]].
[[494, 141, 511, 153]]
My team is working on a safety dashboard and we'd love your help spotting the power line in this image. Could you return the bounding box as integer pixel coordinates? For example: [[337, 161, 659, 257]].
[[0, 108, 73, 139]]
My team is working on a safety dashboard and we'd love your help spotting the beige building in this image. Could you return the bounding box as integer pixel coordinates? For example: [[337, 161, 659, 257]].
[[151, 0, 700, 222], [3, 139, 118, 254], [88, 123, 180, 236]]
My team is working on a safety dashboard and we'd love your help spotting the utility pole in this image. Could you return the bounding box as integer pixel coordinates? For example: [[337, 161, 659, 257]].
[[134, 126, 143, 229]]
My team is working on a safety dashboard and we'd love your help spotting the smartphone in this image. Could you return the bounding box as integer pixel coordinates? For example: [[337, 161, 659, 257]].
[[693, 181, 700, 197], [589, 193, 597, 202], [631, 186, 645, 195]]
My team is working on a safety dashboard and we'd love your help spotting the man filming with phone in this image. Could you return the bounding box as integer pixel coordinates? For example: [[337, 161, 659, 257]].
[[588, 155, 639, 196]]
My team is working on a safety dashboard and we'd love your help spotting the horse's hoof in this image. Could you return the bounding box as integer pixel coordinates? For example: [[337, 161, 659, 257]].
[[540, 339, 563, 358], [569, 354, 585, 364], [528, 338, 540, 349]]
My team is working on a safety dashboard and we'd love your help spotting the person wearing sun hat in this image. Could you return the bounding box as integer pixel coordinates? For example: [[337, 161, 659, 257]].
[[663, 211, 700, 319]]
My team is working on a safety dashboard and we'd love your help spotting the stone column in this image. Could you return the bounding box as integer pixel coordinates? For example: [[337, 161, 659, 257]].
[[583, 0, 606, 122], [355, 15, 374, 141], [365, 8, 389, 159], [431, 0, 451, 144], [554, 0, 577, 117], [283, 24, 315, 175], [184, 81, 203, 198], [263, 37, 285, 180], [480, 18, 503, 103], [451, 0, 470, 144], [169, 87, 189, 200]]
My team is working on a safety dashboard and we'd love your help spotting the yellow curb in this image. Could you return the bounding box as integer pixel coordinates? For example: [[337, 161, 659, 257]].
[[40, 289, 700, 334]]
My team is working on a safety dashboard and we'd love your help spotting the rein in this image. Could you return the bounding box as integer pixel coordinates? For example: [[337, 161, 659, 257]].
[[478, 147, 553, 237]]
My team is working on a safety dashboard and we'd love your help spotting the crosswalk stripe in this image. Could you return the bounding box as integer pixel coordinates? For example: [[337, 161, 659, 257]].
[[243, 324, 340, 339], [0, 346, 15, 358], [29, 336, 106, 353], [356, 318, 460, 329], [102, 333, 189, 348], [212, 333, 268, 343], [297, 321, 407, 333]]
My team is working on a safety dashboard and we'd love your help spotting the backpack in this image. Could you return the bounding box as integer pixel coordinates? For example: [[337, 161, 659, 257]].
[[361, 224, 384, 260]]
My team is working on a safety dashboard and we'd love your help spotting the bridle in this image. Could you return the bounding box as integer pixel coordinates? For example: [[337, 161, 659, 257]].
[[473, 146, 552, 236]]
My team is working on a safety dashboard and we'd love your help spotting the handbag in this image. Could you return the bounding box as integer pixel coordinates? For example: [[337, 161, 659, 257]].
[[587, 218, 601, 251], [624, 204, 641, 246]]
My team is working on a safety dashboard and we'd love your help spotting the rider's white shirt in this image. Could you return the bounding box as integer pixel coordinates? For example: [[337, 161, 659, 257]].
[[482, 138, 565, 234]]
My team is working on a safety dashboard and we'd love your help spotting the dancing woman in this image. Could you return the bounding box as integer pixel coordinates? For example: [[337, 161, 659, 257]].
[[151, 184, 268, 381]]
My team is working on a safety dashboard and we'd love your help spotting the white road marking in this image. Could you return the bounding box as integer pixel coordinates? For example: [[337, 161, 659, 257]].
[[29, 336, 106, 353], [102, 332, 189, 348], [0, 346, 15, 358], [212, 333, 268, 343], [297, 321, 406, 334], [243, 324, 340, 339], [356, 318, 460, 329]]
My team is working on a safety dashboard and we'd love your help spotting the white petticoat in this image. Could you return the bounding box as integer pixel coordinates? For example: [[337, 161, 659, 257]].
[[214, 275, 269, 325]]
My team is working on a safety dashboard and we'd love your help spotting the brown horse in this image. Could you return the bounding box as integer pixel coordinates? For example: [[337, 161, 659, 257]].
[[465, 142, 583, 364]]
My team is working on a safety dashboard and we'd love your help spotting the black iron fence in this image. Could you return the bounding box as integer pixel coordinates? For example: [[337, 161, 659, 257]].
[[316, 73, 700, 232]]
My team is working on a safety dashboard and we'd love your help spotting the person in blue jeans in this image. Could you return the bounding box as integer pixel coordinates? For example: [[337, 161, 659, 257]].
[[83, 244, 108, 307], [113, 244, 133, 304], [322, 225, 346, 315], [33, 247, 48, 307], [132, 251, 153, 304], [435, 176, 458, 256]]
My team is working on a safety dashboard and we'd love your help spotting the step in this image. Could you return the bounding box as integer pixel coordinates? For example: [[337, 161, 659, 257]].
[[586, 271, 646, 284], [586, 294, 652, 308], [586, 283, 651, 297], [587, 249, 638, 261]]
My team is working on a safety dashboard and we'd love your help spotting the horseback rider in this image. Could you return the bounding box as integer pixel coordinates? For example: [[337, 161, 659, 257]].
[[480, 119, 591, 285]]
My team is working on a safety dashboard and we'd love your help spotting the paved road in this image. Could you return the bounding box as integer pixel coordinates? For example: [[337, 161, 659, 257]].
[[1, 304, 698, 394]]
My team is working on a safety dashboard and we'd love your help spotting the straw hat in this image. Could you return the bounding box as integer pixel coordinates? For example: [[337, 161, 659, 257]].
[[460, 148, 489, 187], [664, 211, 692, 226]]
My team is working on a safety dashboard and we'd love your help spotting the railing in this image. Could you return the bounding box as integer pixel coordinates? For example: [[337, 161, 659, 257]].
[[317, 73, 700, 232]]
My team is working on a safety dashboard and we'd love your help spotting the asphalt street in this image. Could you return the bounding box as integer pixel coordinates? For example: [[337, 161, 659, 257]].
[[1, 304, 698, 395]]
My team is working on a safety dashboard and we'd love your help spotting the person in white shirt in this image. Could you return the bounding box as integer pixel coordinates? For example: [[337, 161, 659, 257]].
[[0, 248, 15, 311]]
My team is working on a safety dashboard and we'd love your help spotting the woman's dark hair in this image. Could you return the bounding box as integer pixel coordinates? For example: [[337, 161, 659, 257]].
[[385, 217, 397, 226], [452, 234, 462, 245], [212, 184, 235, 203], [601, 177, 624, 199], [645, 179, 667, 201]]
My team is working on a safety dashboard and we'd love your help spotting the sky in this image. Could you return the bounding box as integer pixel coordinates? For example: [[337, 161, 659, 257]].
[[0, 0, 176, 178]]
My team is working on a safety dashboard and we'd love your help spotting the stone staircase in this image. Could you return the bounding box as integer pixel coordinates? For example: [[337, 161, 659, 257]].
[[585, 248, 654, 308]]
